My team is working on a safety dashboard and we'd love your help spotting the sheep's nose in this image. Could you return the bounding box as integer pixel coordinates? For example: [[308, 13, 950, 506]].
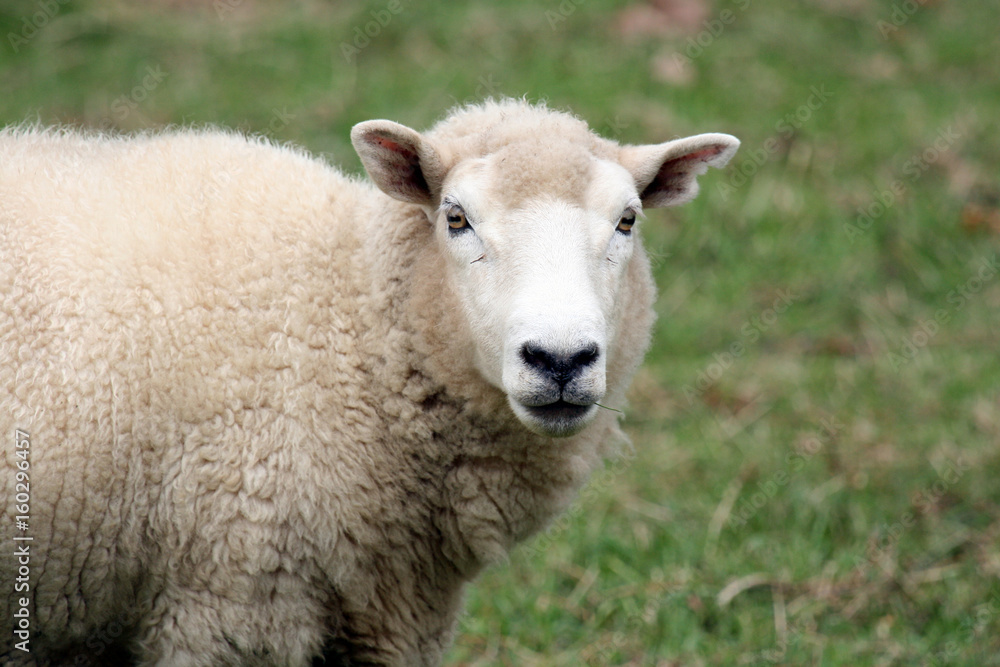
[[520, 342, 600, 387]]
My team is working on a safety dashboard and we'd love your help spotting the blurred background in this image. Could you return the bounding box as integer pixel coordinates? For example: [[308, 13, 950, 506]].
[[2, 0, 998, 664]]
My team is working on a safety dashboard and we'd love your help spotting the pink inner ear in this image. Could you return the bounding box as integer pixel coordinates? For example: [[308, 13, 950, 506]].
[[372, 135, 419, 162], [682, 146, 723, 162], [374, 136, 403, 152]]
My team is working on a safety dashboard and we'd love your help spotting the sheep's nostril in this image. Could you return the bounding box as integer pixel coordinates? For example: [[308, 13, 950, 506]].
[[520, 342, 601, 387], [521, 344, 554, 372], [571, 344, 599, 369]]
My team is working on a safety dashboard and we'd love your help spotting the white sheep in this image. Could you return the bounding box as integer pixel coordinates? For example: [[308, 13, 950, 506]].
[[0, 99, 737, 666]]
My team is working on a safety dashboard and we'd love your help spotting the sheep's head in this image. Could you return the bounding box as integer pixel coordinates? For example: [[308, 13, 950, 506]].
[[352, 102, 738, 438]]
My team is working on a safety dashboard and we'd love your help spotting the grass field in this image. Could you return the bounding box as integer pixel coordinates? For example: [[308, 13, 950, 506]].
[[3, 0, 999, 664]]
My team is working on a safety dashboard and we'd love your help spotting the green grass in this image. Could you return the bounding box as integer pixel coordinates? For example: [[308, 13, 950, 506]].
[[3, 0, 999, 664]]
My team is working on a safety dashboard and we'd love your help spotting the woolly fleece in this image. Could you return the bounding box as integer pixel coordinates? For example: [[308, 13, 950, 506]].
[[1, 100, 716, 665]]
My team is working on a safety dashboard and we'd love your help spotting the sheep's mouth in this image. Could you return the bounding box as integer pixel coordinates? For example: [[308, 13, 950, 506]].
[[511, 399, 597, 437], [524, 400, 592, 422]]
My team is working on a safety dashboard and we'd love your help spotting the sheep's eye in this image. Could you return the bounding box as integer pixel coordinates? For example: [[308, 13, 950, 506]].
[[616, 211, 636, 234], [446, 206, 470, 233]]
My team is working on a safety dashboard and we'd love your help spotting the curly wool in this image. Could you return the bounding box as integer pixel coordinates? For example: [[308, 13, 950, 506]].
[[0, 102, 656, 666]]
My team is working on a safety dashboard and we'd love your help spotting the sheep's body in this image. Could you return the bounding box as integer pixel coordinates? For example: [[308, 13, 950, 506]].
[[0, 101, 736, 665]]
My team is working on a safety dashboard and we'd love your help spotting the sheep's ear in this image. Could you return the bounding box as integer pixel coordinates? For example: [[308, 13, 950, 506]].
[[351, 120, 447, 206], [620, 133, 740, 208]]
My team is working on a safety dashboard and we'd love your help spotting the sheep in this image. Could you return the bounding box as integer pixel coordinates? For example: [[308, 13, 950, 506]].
[[0, 99, 738, 666]]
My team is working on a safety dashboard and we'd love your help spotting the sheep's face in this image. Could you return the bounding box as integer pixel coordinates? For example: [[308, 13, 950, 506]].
[[428, 151, 637, 437], [352, 107, 738, 437]]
